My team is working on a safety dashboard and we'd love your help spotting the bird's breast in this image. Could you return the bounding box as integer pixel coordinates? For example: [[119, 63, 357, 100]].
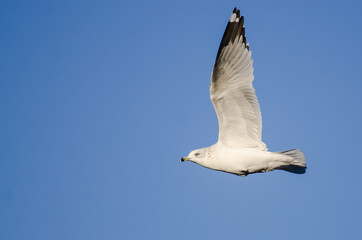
[[209, 147, 274, 174]]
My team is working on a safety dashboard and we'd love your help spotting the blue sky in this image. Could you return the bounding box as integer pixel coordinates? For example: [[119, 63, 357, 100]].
[[1, 0, 362, 239]]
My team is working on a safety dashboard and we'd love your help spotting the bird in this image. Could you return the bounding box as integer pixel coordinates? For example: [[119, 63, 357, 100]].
[[180, 8, 306, 177]]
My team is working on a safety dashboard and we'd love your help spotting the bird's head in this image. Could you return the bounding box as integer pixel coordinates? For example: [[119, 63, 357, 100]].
[[181, 148, 208, 165]]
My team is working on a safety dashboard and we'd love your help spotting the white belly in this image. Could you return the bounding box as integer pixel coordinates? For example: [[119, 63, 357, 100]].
[[208, 147, 282, 175]]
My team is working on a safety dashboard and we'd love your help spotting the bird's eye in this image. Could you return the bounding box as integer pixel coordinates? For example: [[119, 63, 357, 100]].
[[195, 153, 201, 157]]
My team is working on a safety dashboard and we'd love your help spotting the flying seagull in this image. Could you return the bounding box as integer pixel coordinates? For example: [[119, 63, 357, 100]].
[[181, 8, 306, 176]]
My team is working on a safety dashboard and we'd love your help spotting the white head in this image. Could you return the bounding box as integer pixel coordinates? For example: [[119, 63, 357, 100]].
[[181, 148, 208, 165]]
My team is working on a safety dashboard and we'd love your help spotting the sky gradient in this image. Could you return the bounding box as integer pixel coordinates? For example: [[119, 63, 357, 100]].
[[1, 0, 362, 239]]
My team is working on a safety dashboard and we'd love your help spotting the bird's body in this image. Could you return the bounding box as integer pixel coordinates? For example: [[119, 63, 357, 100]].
[[181, 8, 306, 177], [186, 144, 305, 176]]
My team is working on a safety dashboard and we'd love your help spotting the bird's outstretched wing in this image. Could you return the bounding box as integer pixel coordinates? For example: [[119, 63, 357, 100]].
[[210, 8, 267, 150]]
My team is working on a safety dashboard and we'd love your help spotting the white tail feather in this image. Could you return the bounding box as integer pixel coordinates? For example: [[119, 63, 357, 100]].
[[278, 149, 306, 174]]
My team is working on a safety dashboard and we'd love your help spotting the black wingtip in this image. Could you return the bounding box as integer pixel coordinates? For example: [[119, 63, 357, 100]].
[[241, 26, 245, 38], [215, 8, 250, 61]]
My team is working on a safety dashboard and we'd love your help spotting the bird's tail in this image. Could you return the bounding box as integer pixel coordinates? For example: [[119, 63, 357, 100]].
[[277, 149, 306, 174]]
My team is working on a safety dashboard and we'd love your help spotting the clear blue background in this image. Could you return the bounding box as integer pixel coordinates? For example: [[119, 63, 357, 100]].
[[1, 0, 362, 239]]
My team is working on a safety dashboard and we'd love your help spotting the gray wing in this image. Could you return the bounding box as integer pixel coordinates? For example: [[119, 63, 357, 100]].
[[210, 8, 267, 150]]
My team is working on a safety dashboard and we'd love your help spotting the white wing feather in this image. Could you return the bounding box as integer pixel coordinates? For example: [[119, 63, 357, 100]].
[[211, 36, 267, 150]]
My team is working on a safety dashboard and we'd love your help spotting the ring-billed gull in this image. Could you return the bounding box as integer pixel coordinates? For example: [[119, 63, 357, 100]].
[[181, 8, 306, 177]]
